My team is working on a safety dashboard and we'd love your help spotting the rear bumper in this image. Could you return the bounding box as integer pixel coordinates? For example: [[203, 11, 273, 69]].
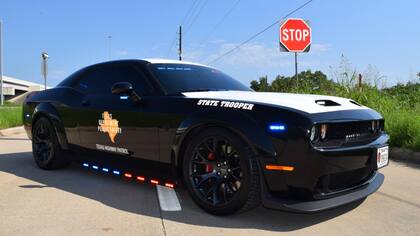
[[261, 171, 384, 213]]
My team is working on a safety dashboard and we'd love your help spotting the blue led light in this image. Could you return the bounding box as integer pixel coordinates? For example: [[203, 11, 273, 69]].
[[113, 170, 120, 175], [92, 165, 99, 170], [269, 124, 286, 131], [120, 96, 129, 100], [82, 163, 89, 167], [102, 168, 109, 172]]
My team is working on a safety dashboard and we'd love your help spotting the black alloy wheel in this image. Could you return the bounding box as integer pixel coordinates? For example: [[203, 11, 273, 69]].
[[183, 128, 260, 215], [189, 135, 243, 207]]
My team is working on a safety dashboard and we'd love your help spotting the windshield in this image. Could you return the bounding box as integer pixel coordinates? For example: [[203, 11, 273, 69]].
[[150, 63, 251, 94]]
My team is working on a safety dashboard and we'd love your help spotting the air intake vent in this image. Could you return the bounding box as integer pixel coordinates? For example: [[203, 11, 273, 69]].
[[315, 100, 340, 106], [350, 100, 362, 106]]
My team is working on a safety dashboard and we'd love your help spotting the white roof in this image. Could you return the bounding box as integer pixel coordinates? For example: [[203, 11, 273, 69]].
[[2, 75, 44, 87], [143, 58, 212, 68]]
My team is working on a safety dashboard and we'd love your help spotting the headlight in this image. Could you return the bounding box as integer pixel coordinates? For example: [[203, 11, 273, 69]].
[[320, 124, 327, 140], [310, 126, 317, 141], [371, 120, 376, 133]]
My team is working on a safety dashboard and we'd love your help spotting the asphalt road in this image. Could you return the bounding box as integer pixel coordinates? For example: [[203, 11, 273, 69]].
[[1, 131, 420, 236]]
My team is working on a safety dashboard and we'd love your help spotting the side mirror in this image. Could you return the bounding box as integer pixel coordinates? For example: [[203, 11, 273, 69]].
[[111, 82, 141, 104], [111, 82, 133, 95]]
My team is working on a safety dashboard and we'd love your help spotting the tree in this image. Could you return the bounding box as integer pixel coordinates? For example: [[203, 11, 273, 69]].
[[250, 70, 335, 94], [250, 76, 271, 91]]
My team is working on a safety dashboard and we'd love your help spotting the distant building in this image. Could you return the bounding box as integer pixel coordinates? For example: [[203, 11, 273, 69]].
[[1, 76, 46, 101]]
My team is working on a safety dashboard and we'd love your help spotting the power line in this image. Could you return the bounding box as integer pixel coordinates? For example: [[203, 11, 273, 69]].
[[167, 0, 201, 58], [181, 0, 199, 26], [166, 31, 178, 58], [206, 0, 313, 65], [184, 0, 209, 35], [209, 0, 241, 36]]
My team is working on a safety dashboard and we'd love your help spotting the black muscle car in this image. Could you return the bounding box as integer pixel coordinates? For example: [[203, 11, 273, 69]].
[[23, 59, 389, 215]]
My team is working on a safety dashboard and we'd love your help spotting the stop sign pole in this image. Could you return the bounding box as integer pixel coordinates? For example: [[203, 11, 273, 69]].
[[279, 18, 311, 86]]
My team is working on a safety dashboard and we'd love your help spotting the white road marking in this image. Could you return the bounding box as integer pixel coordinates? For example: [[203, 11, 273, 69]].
[[156, 185, 182, 211]]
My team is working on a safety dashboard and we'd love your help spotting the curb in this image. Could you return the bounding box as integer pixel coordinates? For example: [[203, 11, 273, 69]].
[[390, 147, 420, 166], [0, 126, 25, 136]]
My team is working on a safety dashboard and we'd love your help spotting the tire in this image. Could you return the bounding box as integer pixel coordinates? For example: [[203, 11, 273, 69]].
[[32, 117, 71, 170], [182, 128, 261, 215]]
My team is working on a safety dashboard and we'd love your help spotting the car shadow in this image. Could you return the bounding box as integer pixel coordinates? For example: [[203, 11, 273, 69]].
[[0, 152, 364, 232]]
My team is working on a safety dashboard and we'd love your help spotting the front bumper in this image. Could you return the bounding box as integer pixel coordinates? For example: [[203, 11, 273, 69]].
[[259, 133, 388, 213], [261, 171, 384, 213]]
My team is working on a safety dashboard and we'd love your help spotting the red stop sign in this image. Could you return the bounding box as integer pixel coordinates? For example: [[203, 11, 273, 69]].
[[279, 18, 311, 52]]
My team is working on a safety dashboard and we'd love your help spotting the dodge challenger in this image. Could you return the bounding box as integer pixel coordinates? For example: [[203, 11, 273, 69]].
[[23, 59, 389, 215]]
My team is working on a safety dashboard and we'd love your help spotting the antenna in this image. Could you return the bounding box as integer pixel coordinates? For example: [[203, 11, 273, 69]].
[[178, 26, 182, 61]]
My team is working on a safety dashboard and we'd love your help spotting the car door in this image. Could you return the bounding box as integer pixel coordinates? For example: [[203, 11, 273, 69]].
[[74, 62, 160, 161]]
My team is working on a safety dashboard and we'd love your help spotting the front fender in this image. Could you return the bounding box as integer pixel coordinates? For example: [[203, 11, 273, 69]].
[[173, 109, 277, 169]]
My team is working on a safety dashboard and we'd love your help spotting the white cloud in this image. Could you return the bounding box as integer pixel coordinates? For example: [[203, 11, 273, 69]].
[[117, 50, 129, 56], [196, 42, 292, 69], [311, 43, 331, 53], [182, 41, 332, 84], [185, 41, 330, 69]]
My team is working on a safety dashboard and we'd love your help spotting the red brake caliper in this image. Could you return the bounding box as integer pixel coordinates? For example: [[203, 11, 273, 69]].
[[206, 152, 215, 172]]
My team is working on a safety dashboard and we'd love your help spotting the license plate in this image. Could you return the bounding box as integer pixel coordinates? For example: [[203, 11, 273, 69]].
[[377, 146, 389, 169]]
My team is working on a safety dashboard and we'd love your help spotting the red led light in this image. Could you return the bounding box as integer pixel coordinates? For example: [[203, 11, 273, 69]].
[[137, 176, 145, 181], [124, 173, 133, 178], [165, 183, 175, 188], [150, 179, 159, 185]]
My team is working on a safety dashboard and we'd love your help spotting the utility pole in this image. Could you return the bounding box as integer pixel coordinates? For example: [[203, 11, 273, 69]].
[[295, 52, 298, 86], [178, 26, 182, 61], [41, 52, 49, 90], [108, 35, 112, 60], [0, 21, 3, 106]]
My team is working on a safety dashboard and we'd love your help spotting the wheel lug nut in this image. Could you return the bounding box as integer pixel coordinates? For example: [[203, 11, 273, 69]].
[[223, 161, 227, 165], [217, 164, 221, 167], [217, 172, 221, 175], [228, 169, 231, 172], [223, 176, 227, 179]]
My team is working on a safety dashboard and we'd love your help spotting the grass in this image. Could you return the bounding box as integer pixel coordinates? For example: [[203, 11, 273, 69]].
[[0, 105, 22, 129]]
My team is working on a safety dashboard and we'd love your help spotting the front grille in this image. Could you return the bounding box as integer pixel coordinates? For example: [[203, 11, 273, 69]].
[[328, 167, 373, 190], [315, 167, 375, 197], [313, 120, 384, 148]]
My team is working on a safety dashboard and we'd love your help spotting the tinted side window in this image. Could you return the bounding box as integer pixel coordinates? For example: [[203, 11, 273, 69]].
[[76, 63, 153, 95], [57, 68, 86, 87]]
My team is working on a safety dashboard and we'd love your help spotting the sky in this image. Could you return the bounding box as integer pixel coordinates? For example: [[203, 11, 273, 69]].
[[1, 0, 419, 87]]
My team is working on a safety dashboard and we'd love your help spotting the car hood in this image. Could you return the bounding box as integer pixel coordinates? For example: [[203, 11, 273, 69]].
[[182, 91, 370, 114]]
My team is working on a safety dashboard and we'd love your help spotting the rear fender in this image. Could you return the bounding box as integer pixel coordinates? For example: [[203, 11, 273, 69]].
[[32, 103, 69, 150]]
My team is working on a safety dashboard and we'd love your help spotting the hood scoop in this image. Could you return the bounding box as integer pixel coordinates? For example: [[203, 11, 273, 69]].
[[315, 100, 341, 106]]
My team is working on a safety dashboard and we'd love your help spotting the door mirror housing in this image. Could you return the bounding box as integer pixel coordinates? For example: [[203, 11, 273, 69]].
[[111, 82, 142, 104], [111, 82, 133, 95]]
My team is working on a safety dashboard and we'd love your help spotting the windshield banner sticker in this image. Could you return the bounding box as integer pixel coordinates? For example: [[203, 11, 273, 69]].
[[98, 111, 122, 143], [197, 99, 254, 110]]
